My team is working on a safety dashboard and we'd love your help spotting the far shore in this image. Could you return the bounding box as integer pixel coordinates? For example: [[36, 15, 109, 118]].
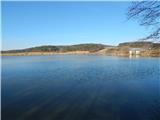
[[1, 51, 91, 56], [2, 42, 160, 57], [1, 50, 160, 57]]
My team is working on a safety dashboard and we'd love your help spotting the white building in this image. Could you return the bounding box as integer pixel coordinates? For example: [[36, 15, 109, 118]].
[[129, 48, 143, 55]]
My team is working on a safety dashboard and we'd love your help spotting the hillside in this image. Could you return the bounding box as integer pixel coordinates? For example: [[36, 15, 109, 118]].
[[2, 43, 110, 55], [105, 41, 160, 56], [118, 41, 160, 49], [1, 42, 160, 57]]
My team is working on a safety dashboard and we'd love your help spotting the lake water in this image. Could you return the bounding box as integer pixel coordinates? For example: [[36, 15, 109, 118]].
[[2, 55, 160, 120]]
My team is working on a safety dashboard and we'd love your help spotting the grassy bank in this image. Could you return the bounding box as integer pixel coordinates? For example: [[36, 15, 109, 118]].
[[1, 42, 160, 57]]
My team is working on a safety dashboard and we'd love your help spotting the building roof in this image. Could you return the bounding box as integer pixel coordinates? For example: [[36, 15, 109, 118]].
[[129, 48, 144, 51]]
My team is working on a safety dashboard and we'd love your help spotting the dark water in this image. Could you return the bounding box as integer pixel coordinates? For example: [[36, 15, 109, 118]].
[[2, 55, 160, 120]]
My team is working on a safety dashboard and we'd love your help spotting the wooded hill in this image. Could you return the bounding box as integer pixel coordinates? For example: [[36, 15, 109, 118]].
[[2, 42, 160, 56], [119, 41, 160, 49], [2, 44, 110, 53]]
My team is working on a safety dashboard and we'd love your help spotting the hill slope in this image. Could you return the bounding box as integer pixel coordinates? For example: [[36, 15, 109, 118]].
[[1, 42, 160, 56], [2, 43, 110, 54]]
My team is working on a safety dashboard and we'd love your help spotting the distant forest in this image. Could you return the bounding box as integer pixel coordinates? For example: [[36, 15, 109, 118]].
[[2, 42, 160, 54], [2, 44, 109, 53]]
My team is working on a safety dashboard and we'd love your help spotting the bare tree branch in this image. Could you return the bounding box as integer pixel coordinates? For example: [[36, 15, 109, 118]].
[[127, 1, 160, 41]]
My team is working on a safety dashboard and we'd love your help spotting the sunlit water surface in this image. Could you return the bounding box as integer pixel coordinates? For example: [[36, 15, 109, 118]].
[[2, 55, 160, 120]]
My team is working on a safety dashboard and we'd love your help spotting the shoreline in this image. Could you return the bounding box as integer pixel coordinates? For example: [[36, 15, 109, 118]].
[[2, 42, 160, 57], [1, 51, 160, 57], [1, 51, 91, 56]]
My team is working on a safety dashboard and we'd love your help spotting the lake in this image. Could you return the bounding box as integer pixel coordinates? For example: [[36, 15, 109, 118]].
[[1, 55, 160, 120]]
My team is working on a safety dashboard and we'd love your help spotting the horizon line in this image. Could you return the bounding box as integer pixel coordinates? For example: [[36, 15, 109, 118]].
[[2, 40, 156, 51]]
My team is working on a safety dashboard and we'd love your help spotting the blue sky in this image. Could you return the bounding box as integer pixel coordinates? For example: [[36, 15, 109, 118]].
[[2, 1, 150, 50]]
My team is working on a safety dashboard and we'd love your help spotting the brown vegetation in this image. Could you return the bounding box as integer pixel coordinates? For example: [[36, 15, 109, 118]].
[[1, 42, 160, 57]]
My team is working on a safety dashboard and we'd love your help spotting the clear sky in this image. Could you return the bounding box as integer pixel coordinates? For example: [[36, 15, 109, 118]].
[[2, 1, 150, 50]]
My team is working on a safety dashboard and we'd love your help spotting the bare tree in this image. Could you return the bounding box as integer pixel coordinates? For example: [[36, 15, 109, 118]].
[[127, 1, 160, 41]]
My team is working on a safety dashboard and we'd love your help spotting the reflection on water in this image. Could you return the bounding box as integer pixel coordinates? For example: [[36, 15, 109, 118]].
[[2, 55, 160, 120]]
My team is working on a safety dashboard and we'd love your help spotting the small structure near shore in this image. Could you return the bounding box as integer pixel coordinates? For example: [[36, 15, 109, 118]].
[[129, 48, 144, 55]]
